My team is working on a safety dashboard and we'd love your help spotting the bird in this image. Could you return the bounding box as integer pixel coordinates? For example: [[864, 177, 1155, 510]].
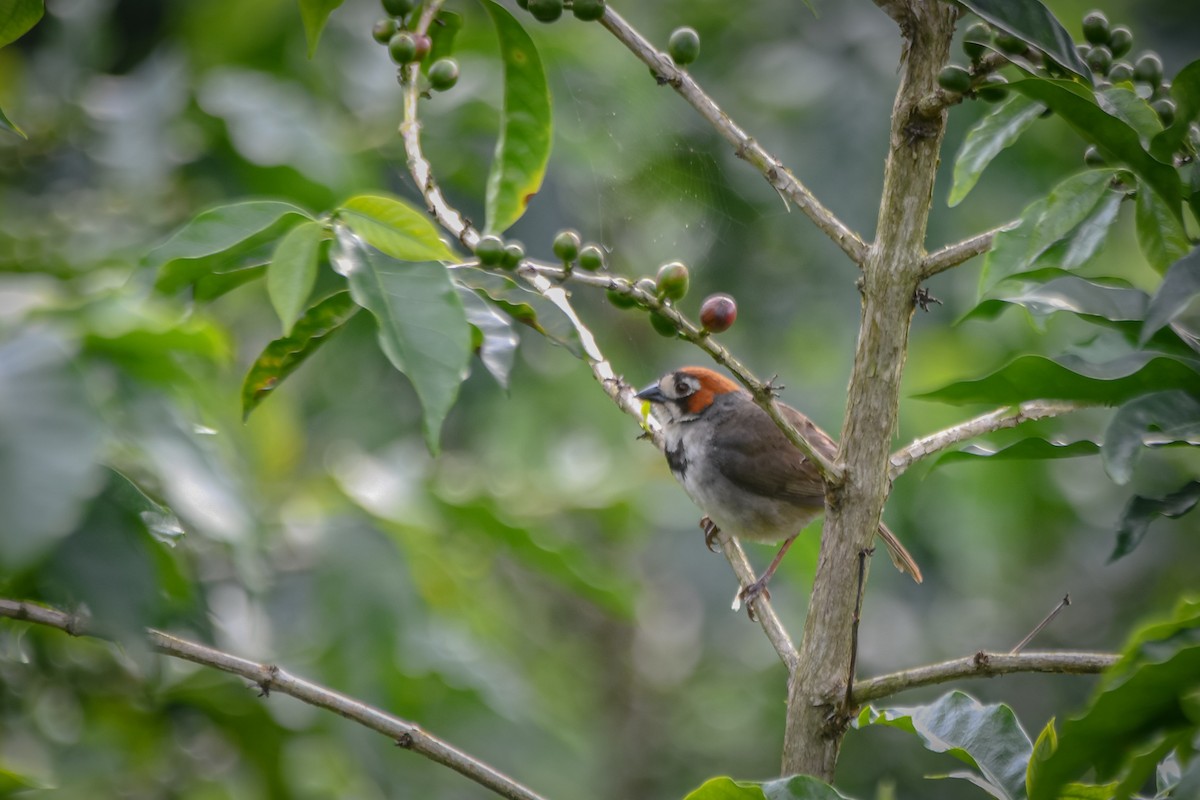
[[635, 366, 922, 611]]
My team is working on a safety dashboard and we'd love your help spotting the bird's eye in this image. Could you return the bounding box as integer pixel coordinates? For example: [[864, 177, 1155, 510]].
[[674, 380, 690, 395]]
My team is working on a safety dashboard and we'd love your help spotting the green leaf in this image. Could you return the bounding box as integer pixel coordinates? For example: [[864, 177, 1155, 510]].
[[242, 291, 360, 419], [1110, 480, 1200, 562], [427, 10, 463, 66], [482, 0, 552, 234], [955, 0, 1091, 81], [855, 691, 1031, 800], [1102, 391, 1200, 485], [296, 0, 344, 58], [1149, 59, 1200, 162], [1028, 600, 1200, 800], [338, 194, 459, 263], [149, 200, 311, 294], [1136, 184, 1192, 274], [981, 170, 1120, 292], [1026, 719, 1057, 798], [0, 103, 25, 138], [1008, 79, 1183, 220], [457, 286, 518, 389], [267, 220, 325, 335], [682, 775, 854, 800], [1141, 247, 1200, 345], [934, 438, 1100, 468], [1097, 87, 1163, 144], [915, 352, 1200, 406], [451, 266, 585, 357], [968, 274, 1148, 328], [333, 227, 470, 454], [0, 0, 42, 49], [950, 94, 1045, 207]]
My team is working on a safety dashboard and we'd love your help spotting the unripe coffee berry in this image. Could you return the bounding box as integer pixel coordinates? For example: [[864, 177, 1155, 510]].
[[1133, 52, 1163, 87], [607, 288, 637, 309], [699, 293, 736, 333], [389, 32, 418, 64], [668, 27, 700, 66], [475, 234, 505, 267], [428, 59, 459, 91], [655, 261, 689, 302], [528, 0, 563, 22], [373, 18, 397, 44], [578, 244, 605, 271], [572, 0, 605, 21], [962, 23, 991, 62], [1108, 26, 1133, 59], [382, 0, 415, 17], [649, 311, 677, 338], [937, 65, 972, 94], [977, 74, 1009, 103], [1081, 11, 1109, 46], [501, 241, 525, 270], [552, 229, 581, 263]]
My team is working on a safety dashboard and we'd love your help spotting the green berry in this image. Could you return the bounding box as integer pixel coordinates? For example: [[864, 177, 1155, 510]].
[[381, 0, 416, 17], [1133, 52, 1163, 87], [699, 293, 736, 334], [962, 22, 991, 62], [501, 241, 525, 270], [655, 262, 689, 302], [428, 58, 459, 91], [528, 0, 563, 22], [372, 18, 397, 44], [977, 74, 1009, 103], [389, 32, 418, 64], [668, 27, 701, 66], [552, 230, 581, 263], [937, 65, 972, 94], [578, 244, 605, 271], [1108, 61, 1134, 83], [1081, 11, 1109, 46], [649, 311, 678, 338], [994, 32, 1025, 56], [475, 235, 505, 267], [1108, 26, 1133, 59], [607, 288, 637, 309], [1086, 45, 1112, 75], [1084, 146, 1105, 167], [1152, 98, 1176, 127], [572, 0, 605, 21]]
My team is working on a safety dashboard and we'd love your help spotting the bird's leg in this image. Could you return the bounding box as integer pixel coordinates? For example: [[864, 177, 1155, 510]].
[[738, 534, 797, 612], [699, 516, 722, 552]]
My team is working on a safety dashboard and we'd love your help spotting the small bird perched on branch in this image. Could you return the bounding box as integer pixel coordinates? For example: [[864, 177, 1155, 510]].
[[636, 366, 922, 611]]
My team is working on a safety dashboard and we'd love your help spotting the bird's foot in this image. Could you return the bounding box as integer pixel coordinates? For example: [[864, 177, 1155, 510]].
[[699, 517, 721, 552], [733, 577, 771, 621]]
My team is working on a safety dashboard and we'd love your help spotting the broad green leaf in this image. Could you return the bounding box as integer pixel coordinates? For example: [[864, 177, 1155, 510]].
[[0, 103, 25, 138], [1008, 79, 1182, 220], [267, 220, 325, 335], [967, 274, 1148, 328], [856, 691, 1031, 800], [482, 0, 552, 234], [451, 265, 585, 357], [0, 0, 42, 49], [1141, 247, 1200, 345], [333, 228, 470, 454], [149, 200, 311, 294], [1136, 184, 1191, 274], [683, 775, 854, 800], [1096, 87, 1163, 144], [1149, 59, 1200, 162], [0, 329, 103, 569], [956, 0, 1090, 81], [1103, 391, 1200, 484], [1028, 600, 1200, 800], [297, 0, 344, 58], [242, 291, 360, 419], [457, 286, 518, 389], [338, 194, 458, 263], [1110, 480, 1200, 562], [950, 94, 1045, 207], [934, 438, 1099, 468], [915, 352, 1200, 406], [1026, 719, 1057, 798]]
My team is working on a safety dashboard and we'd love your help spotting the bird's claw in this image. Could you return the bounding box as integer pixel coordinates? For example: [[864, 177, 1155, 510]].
[[699, 517, 721, 552], [734, 579, 771, 621]]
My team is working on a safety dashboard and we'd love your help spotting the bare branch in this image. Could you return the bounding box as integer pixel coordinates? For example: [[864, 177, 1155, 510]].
[[851, 650, 1117, 705], [888, 400, 1087, 479], [708, 530, 799, 671], [0, 599, 549, 800], [920, 225, 1004, 278], [597, 9, 868, 266]]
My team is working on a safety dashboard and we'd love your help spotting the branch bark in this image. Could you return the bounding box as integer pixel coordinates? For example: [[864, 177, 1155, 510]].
[[783, 0, 959, 779], [851, 650, 1117, 705], [921, 225, 1005, 278], [0, 599, 548, 800]]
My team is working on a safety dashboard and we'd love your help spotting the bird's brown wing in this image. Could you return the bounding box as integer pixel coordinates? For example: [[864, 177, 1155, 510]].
[[709, 399, 832, 508]]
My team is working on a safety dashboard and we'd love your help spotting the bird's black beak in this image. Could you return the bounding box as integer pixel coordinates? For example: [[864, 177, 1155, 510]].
[[635, 383, 667, 404]]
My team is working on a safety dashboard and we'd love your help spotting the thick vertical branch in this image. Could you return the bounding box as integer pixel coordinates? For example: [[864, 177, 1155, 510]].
[[782, 0, 958, 778]]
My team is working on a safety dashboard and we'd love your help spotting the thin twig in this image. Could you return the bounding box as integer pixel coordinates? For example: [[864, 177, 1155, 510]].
[[0, 599, 548, 800], [1011, 594, 1071, 654], [888, 400, 1087, 479], [597, 8, 869, 267], [851, 649, 1117, 705], [920, 225, 1007, 278], [712, 531, 800, 672]]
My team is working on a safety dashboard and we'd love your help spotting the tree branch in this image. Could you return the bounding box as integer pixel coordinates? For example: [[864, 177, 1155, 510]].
[[709, 530, 799, 671], [920, 225, 1004, 278], [596, 8, 869, 266], [0, 599, 549, 800], [851, 650, 1118, 705], [888, 400, 1088, 479]]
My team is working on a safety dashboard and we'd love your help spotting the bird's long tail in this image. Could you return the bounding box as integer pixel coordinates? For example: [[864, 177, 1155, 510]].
[[876, 523, 923, 584]]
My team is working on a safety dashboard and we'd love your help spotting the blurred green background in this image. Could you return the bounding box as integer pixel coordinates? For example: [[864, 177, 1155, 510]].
[[0, 0, 1197, 797]]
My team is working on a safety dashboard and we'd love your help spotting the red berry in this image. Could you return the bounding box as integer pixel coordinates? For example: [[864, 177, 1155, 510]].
[[699, 293, 737, 333]]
